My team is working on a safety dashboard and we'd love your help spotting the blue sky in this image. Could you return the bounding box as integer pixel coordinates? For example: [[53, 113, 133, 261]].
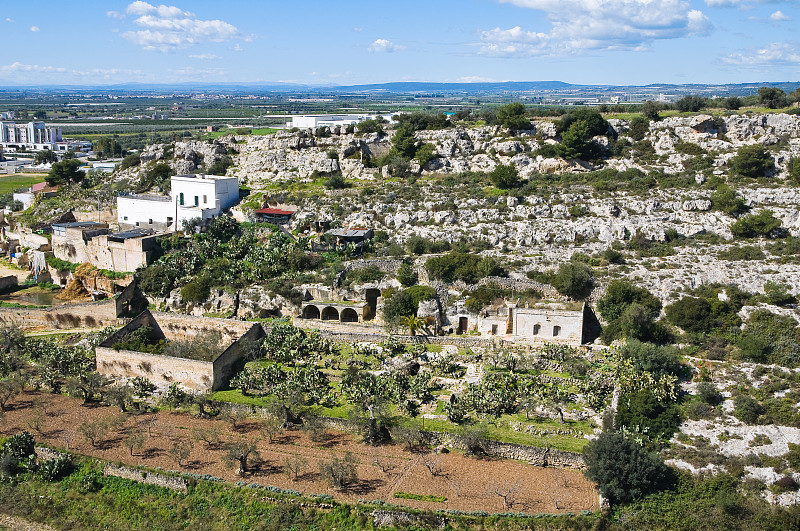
[[2, 0, 799, 86]]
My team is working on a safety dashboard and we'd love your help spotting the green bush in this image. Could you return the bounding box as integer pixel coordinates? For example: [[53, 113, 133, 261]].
[[583, 431, 671, 505], [733, 395, 764, 424], [729, 144, 774, 179], [488, 164, 520, 189], [425, 253, 504, 284], [730, 210, 783, 238], [405, 285, 436, 307], [616, 390, 680, 447], [550, 262, 594, 300], [665, 297, 712, 333], [598, 280, 661, 322], [396, 263, 417, 287], [710, 184, 748, 216]]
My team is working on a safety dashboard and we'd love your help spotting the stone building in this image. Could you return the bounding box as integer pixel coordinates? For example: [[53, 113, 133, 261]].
[[476, 302, 600, 345], [52, 222, 165, 273], [96, 310, 265, 393]]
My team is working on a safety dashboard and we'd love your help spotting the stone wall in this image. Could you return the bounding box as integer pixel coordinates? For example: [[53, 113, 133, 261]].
[[96, 309, 263, 392], [0, 299, 120, 330], [96, 345, 216, 392], [335, 258, 404, 286], [103, 463, 188, 493]]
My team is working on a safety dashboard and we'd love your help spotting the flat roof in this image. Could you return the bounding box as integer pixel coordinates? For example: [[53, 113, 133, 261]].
[[52, 221, 106, 229], [255, 208, 295, 215], [108, 228, 156, 241]]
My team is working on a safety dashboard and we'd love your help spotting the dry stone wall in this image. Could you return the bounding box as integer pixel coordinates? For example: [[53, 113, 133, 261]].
[[103, 464, 188, 493], [0, 299, 120, 330]]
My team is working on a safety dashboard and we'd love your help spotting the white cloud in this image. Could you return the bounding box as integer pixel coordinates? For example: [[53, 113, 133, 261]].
[[106, 10, 124, 19], [189, 53, 220, 60], [770, 10, 790, 20], [458, 76, 497, 83], [29, 26, 40, 32], [169, 66, 226, 77], [5, 18, 12, 23], [724, 42, 800, 67], [705, 0, 790, 6], [481, 0, 712, 56], [120, 1, 240, 52], [368, 38, 404, 53], [1, 62, 66, 74]]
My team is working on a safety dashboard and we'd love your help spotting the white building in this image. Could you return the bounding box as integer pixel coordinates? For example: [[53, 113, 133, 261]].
[[288, 114, 394, 130], [0, 122, 62, 150], [117, 174, 239, 231]]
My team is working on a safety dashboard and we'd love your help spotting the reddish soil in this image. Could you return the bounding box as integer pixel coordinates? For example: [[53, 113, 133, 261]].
[[1, 391, 598, 514]]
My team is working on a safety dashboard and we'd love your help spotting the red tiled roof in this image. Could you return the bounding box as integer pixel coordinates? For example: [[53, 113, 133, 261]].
[[255, 208, 295, 216]]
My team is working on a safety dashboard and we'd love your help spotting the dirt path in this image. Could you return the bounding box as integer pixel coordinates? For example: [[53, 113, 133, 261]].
[[2, 390, 598, 514], [0, 261, 30, 283]]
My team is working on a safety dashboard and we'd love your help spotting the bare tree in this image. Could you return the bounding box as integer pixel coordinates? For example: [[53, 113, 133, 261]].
[[0, 378, 22, 411], [192, 427, 222, 450], [301, 415, 328, 443], [421, 453, 443, 477], [372, 454, 396, 476], [491, 482, 520, 511], [222, 407, 250, 432], [283, 455, 308, 481], [78, 420, 108, 448], [124, 431, 146, 456], [168, 439, 194, 467], [25, 407, 47, 436], [392, 426, 424, 453], [260, 414, 282, 444], [319, 452, 358, 490]]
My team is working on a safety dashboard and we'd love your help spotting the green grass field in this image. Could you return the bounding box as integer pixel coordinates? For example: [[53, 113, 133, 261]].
[[0, 174, 45, 195]]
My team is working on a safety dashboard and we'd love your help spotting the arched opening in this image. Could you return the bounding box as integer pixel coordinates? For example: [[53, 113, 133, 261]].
[[364, 288, 380, 320], [553, 325, 561, 337], [458, 317, 468, 334], [302, 305, 320, 319], [533, 324, 541, 336], [321, 306, 339, 321], [341, 308, 359, 323]]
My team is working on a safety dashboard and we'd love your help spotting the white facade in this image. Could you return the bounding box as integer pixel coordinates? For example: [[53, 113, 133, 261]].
[[289, 114, 394, 130], [0, 122, 62, 150], [117, 174, 239, 230]]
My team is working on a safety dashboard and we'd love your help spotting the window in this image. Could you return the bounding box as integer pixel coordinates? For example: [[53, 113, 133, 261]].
[[123, 216, 128, 221], [194, 196, 199, 207], [491, 324, 498, 335], [148, 219, 153, 224], [553, 325, 561, 337], [179, 193, 184, 206], [533, 324, 540, 335], [203, 194, 207, 204]]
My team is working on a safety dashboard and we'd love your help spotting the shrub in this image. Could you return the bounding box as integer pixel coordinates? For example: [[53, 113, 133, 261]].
[[397, 263, 417, 287], [597, 280, 661, 322], [757, 87, 788, 109], [733, 395, 764, 424], [665, 297, 713, 333], [550, 262, 594, 300], [425, 252, 504, 284], [583, 431, 671, 505], [1, 431, 35, 460], [710, 184, 748, 216], [489, 164, 520, 189], [696, 382, 723, 406], [729, 144, 774, 179], [616, 390, 680, 446], [319, 453, 357, 490], [38, 455, 73, 481], [730, 210, 783, 238]]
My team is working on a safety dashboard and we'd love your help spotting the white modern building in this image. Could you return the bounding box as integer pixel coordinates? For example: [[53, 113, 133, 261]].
[[0, 121, 61, 150], [117, 174, 239, 231], [288, 114, 394, 130]]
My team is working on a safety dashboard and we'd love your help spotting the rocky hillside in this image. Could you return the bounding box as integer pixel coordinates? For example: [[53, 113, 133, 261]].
[[120, 112, 800, 302]]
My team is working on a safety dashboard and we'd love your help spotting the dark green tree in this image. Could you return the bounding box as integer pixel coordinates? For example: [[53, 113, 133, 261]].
[[46, 159, 83, 186], [758, 87, 788, 109], [496, 102, 531, 130], [729, 144, 773, 178], [583, 431, 671, 505], [597, 280, 661, 322], [34, 150, 58, 164], [488, 163, 520, 189], [640, 100, 662, 120], [730, 210, 783, 238], [551, 262, 594, 300], [710, 184, 748, 216]]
